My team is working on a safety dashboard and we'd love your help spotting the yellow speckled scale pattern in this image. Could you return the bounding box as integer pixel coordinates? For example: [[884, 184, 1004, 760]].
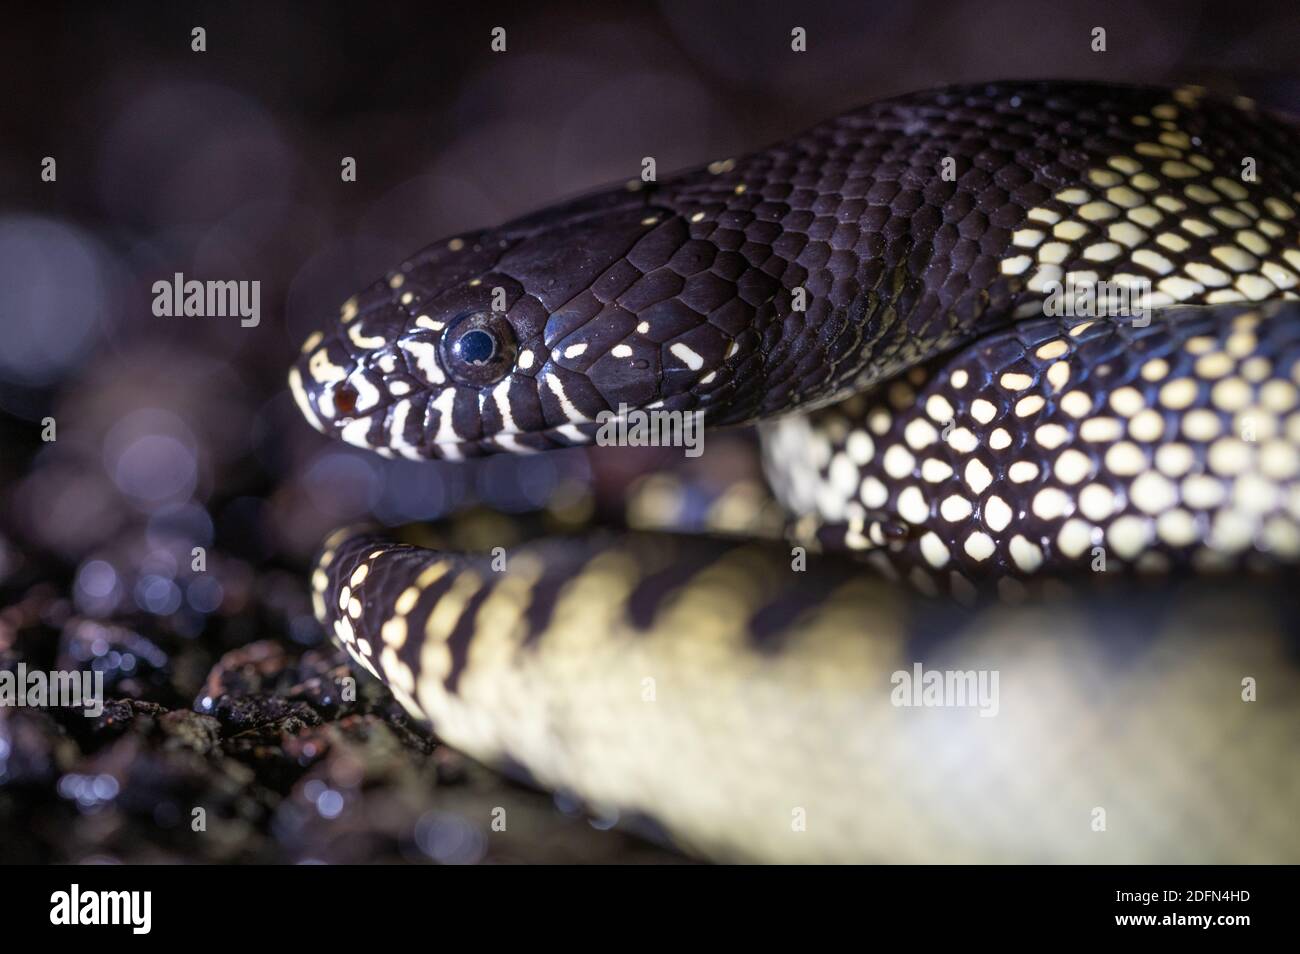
[[766, 302, 1300, 596], [1001, 86, 1300, 315], [314, 529, 1300, 863]]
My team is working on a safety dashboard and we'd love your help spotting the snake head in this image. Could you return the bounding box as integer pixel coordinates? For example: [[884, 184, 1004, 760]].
[[290, 189, 752, 459]]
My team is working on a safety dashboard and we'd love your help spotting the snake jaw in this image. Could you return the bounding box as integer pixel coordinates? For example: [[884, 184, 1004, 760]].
[[288, 182, 778, 458], [289, 319, 617, 460]]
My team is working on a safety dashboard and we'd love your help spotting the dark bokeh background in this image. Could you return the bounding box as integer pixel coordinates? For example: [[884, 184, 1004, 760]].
[[0, 0, 1296, 863]]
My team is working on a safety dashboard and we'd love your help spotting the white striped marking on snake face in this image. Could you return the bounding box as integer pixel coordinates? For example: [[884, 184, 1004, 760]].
[[400, 339, 446, 385], [492, 434, 536, 454], [429, 388, 460, 445], [340, 416, 375, 449], [345, 372, 382, 415], [612, 344, 633, 359], [308, 349, 348, 385], [288, 367, 324, 433], [348, 322, 387, 349], [490, 378, 518, 435], [542, 372, 589, 423], [387, 400, 423, 459]]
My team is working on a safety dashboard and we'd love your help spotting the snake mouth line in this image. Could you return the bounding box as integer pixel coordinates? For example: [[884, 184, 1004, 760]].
[[290, 315, 718, 459], [289, 362, 610, 459]]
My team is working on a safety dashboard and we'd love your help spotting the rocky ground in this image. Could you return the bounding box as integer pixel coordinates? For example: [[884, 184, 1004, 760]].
[[0, 551, 685, 864]]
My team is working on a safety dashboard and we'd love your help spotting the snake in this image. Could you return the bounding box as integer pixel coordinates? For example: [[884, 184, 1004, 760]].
[[287, 81, 1300, 863]]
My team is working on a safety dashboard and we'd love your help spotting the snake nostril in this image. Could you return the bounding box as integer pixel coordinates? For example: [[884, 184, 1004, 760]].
[[333, 384, 359, 416]]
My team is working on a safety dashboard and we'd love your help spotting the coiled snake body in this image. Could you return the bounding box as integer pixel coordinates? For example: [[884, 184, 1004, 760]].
[[290, 82, 1300, 862]]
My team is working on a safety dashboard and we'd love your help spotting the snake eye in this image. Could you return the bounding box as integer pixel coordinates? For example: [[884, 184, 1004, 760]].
[[439, 311, 517, 387]]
